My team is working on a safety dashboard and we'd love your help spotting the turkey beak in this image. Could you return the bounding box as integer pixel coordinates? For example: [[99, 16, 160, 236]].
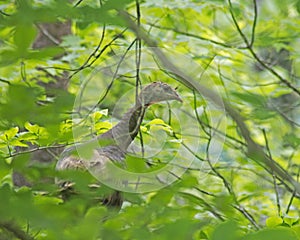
[[176, 95, 183, 103], [172, 92, 183, 103]]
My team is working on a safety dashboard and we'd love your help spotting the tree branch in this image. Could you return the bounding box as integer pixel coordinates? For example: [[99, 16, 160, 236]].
[[119, 10, 300, 195], [227, 0, 300, 96], [0, 221, 34, 240]]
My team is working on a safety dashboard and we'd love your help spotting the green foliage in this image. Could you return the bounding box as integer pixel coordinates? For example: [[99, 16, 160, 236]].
[[0, 0, 300, 239], [211, 221, 298, 240]]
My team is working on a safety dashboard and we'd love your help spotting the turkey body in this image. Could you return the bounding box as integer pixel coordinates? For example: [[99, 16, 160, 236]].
[[56, 82, 182, 207], [56, 144, 126, 207]]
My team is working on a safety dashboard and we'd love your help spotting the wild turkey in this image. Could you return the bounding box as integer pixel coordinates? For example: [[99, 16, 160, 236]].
[[56, 82, 182, 207]]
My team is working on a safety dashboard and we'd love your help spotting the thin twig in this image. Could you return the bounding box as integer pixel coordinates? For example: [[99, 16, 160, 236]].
[[227, 0, 300, 96], [0, 10, 11, 16], [73, 0, 84, 7], [218, 65, 280, 87], [37, 28, 127, 74], [285, 190, 296, 215], [73, 38, 137, 128], [203, 112, 260, 229], [262, 129, 281, 217], [6, 145, 66, 159], [179, 192, 225, 221], [193, 90, 210, 137], [146, 23, 247, 49], [135, 0, 145, 157], [250, 0, 258, 47], [232, 205, 260, 229], [68, 24, 106, 79], [286, 166, 300, 214], [0, 78, 11, 85]]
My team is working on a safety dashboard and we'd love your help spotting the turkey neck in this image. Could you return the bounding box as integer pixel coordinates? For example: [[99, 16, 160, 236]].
[[99, 102, 147, 151]]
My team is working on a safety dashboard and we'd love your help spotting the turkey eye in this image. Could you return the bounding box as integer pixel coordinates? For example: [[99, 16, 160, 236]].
[[162, 85, 169, 90]]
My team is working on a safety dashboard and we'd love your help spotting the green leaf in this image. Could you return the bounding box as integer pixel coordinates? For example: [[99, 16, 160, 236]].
[[231, 92, 267, 107], [10, 139, 28, 147], [147, 118, 166, 126], [0, 49, 20, 67], [283, 133, 300, 148], [26, 47, 64, 60], [0, 157, 10, 181], [297, 0, 300, 14], [242, 228, 298, 240], [154, 219, 202, 240], [199, 231, 209, 239], [76, 0, 134, 27], [0, 85, 39, 127], [0, 184, 11, 217], [91, 111, 104, 122], [0, 127, 19, 141], [150, 189, 174, 207], [146, 118, 173, 133], [266, 216, 283, 227], [214, 194, 235, 216], [95, 121, 112, 134], [24, 122, 40, 133], [125, 155, 148, 172], [211, 221, 240, 240], [14, 24, 37, 56], [251, 108, 276, 120]]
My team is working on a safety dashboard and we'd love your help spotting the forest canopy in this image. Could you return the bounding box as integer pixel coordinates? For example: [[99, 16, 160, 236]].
[[0, 0, 300, 239]]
